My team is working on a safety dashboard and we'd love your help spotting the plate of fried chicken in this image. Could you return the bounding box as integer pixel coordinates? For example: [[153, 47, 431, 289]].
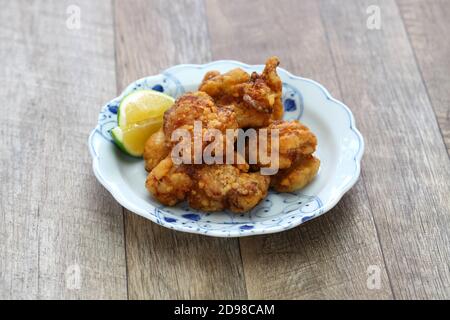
[[89, 57, 364, 237]]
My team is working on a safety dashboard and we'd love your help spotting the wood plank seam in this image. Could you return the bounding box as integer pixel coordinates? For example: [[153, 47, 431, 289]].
[[113, 0, 248, 299], [36, 206, 41, 298], [0, 0, 128, 299], [317, 6, 396, 299], [208, 0, 249, 298], [121, 210, 129, 300], [208, 0, 252, 297], [111, 0, 130, 300], [318, 0, 450, 299], [395, 0, 450, 160], [204, 0, 394, 299]]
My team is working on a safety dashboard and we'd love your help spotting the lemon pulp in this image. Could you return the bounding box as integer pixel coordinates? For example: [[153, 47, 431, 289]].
[[111, 89, 174, 157], [118, 89, 174, 126]]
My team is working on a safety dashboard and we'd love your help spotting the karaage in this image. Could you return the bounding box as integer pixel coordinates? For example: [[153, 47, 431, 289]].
[[163, 91, 238, 138], [199, 56, 283, 128], [270, 155, 320, 192], [266, 120, 317, 169], [243, 120, 317, 170], [145, 156, 192, 206], [161, 91, 238, 164], [146, 158, 269, 212], [187, 164, 270, 212], [144, 56, 320, 213], [143, 128, 170, 172]]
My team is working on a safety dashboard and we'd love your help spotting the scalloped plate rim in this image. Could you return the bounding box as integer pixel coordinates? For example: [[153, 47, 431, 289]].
[[88, 60, 364, 237]]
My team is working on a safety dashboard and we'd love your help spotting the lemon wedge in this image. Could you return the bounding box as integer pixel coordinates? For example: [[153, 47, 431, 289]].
[[111, 89, 174, 157]]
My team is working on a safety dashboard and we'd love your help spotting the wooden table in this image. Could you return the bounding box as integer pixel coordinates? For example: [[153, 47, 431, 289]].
[[1, 0, 449, 300]]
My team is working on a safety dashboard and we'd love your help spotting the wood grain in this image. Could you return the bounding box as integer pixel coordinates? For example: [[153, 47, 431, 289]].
[[2, 0, 449, 300], [0, 0, 127, 299], [320, 0, 450, 299], [114, 0, 247, 299], [397, 0, 450, 155], [206, 0, 393, 299]]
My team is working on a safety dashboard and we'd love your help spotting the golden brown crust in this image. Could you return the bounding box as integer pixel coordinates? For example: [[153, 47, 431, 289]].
[[163, 91, 237, 138], [243, 120, 317, 170], [270, 155, 320, 192], [198, 56, 283, 128], [162, 91, 238, 163], [268, 120, 317, 168], [145, 157, 192, 206], [187, 164, 270, 213], [199, 68, 250, 98], [143, 128, 170, 172], [227, 173, 270, 212], [260, 56, 283, 120]]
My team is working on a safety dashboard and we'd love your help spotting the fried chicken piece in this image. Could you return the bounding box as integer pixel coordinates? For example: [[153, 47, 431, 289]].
[[199, 69, 250, 98], [146, 155, 265, 211], [187, 165, 235, 212], [199, 56, 283, 128], [164, 91, 238, 138], [188, 185, 225, 212], [163, 91, 238, 163], [143, 128, 170, 172], [270, 155, 320, 192], [268, 120, 317, 168], [146, 156, 192, 206], [243, 120, 317, 171], [227, 172, 271, 212], [258, 56, 283, 120], [187, 164, 270, 213], [231, 103, 272, 128]]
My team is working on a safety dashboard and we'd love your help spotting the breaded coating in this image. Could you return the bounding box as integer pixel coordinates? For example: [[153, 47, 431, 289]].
[[164, 91, 237, 144], [164, 91, 238, 138], [268, 120, 317, 168], [199, 69, 250, 98], [245, 120, 317, 170], [270, 155, 320, 192], [143, 128, 170, 172], [199, 56, 283, 128], [227, 172, 271, 212], [163, 91, 238, 162], [146, 156, 192, 206], [187, 186, 225, 212], [187, 165, 270, 213], [259, 56, 283, 120]]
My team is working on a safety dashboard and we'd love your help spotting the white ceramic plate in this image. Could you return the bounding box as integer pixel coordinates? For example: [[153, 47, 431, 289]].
[[88, 60, 364, 237]]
